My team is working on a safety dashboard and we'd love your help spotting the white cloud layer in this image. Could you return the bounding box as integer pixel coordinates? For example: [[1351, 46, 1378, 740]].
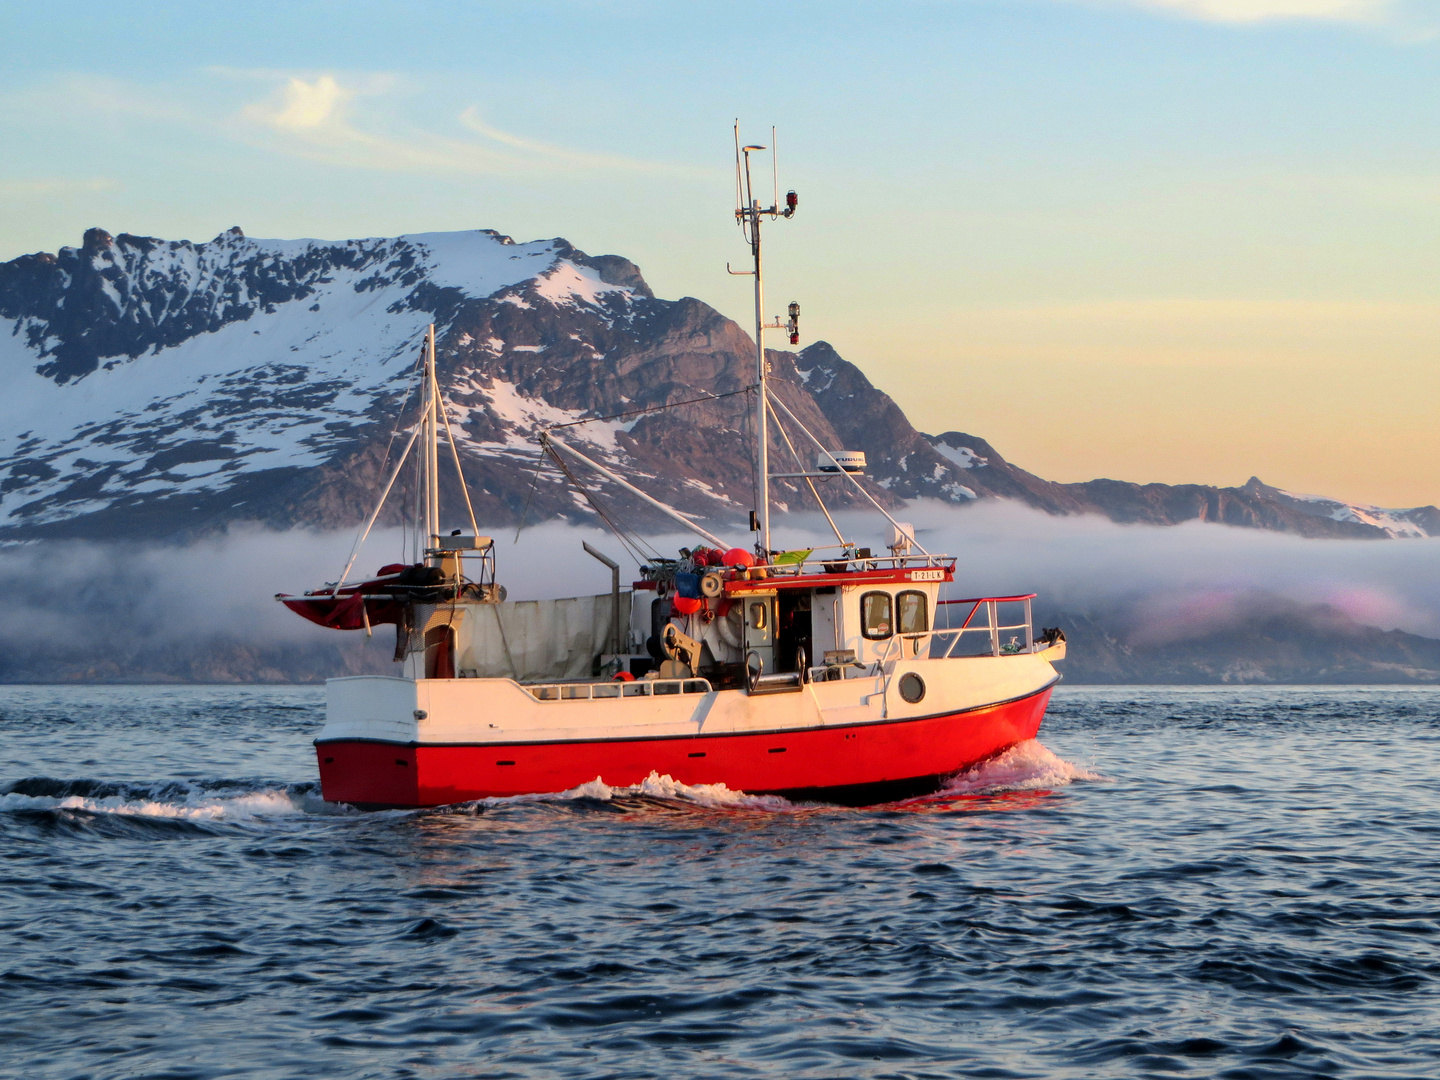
[[0, 505, 1437, 660]]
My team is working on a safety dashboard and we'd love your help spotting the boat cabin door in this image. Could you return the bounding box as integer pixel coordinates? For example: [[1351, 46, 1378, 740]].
[[776, 590, 813, 674], [743, 592, 776, 678]]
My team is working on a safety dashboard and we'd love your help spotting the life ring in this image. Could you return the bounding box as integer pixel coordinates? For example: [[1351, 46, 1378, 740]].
[[716, 603, 744, 650]]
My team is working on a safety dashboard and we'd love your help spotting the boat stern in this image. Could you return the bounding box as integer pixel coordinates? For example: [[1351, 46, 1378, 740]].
[[315, 676, 422, 807]]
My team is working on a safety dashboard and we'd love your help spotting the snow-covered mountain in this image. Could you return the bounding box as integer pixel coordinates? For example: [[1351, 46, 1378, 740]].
[[0, 226, 1433, 541], [0, 227, 667, 535]]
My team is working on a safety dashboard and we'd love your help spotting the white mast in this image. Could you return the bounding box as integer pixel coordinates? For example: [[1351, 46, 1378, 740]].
[[734, 127, 797, 559], [424, 323, 441, 565]]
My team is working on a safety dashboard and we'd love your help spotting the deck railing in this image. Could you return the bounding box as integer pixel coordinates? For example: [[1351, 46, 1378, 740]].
[[807, 594, 1036, 681], [933, 595, 1036, 658], [525, 678, 713, 702]]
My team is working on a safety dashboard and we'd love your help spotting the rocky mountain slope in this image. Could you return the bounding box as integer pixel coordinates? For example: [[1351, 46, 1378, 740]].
[[922, 430, 1440, 540], [1, 226, 1434, 543]]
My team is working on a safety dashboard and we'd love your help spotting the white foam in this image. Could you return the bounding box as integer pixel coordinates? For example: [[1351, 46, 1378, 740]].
[[935, 740, 1100, 797], [0, 785, 342, 821], [480, 770, 798, 811]]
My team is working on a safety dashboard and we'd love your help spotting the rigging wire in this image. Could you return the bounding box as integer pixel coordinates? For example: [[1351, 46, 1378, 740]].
[[766, 396, 847, 548], [331, 346, 426, 587], [517, 387, 748, 542], [332, 427, 422, 594], [544, 387, 750, 432], [541, 442, 659, 567], [533, 386, 749, 555], [437, 383, 480, 537], [513, 445, 550, 543], [767, 390, 932, 556]]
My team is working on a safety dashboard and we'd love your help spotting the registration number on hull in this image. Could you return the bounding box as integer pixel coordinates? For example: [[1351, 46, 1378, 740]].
[[909, 569, 945, 581]]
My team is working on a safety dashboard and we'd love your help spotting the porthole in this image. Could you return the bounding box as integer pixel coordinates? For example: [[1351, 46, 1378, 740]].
[[898, 672, 926, 704]]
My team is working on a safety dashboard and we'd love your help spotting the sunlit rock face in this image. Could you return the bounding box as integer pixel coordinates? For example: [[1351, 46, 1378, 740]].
[[0, 227, 1433, 541]]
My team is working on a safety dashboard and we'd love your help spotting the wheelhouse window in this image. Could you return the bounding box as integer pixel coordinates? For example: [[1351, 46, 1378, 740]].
[[860, 591, 893, 639], [897, 590, 929, 635]]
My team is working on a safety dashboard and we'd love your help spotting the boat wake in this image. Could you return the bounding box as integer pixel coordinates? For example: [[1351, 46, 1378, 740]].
[[0, 777, 340, 823], [935, 739, 1100, 797], [474, 771, 800, 812], [0, 741, 1096, 826], [476, 740, 1097, 812]]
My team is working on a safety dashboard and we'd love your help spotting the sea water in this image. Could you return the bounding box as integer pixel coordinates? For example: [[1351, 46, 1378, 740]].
[[2, 685, 1437, 1079]]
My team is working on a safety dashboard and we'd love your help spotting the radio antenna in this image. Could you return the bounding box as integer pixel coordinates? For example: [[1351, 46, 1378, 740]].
[[771, 125, 779, 212], [733, 120, 743, 230], [730, 128, 799, 558]]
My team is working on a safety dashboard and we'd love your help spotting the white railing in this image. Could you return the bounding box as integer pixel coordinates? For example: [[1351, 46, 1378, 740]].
[[930, 595, 1035, 658], [809, 595, 1036, 681], [525, 678, 713, 702]]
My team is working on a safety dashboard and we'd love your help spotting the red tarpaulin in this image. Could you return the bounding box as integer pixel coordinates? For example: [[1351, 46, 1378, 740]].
[[279, 575, 412, 631]]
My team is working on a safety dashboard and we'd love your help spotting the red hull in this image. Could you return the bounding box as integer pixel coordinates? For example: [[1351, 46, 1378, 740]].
[[316, 685, 1054, 808]]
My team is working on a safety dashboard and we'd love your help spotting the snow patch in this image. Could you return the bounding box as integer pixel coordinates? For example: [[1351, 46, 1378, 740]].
[[533, 260, 629, 308], [1275, 486, 1430, 539], [393, 231, 559, 297], [933, 442, 987, 469]]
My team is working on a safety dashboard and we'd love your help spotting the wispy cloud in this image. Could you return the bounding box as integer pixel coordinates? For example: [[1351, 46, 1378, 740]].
[[237, 73, 689, 177], [1129, 0, 1391, 22], [456, 108, 663, 173], [1069, 0, 1414, 26], [0, 177, 118, 198]]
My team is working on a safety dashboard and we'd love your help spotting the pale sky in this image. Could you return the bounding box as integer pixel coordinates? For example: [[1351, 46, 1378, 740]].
[[3, 0, 1439, 506]]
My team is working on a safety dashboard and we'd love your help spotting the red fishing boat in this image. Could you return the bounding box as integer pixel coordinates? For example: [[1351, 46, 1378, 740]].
[[280, 134, 1066, 807]]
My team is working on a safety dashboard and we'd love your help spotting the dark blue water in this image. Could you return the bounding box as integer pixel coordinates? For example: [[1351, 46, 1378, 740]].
[[3, 685, 1438, 1079]]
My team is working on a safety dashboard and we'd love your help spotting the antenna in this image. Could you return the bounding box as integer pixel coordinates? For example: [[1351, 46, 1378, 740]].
[[733, 120, 743, 227], [771, 125, 778, 212], [731, 127, 800, 560]]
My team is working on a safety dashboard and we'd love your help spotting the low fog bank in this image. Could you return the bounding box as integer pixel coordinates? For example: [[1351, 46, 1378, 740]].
[[0, 522, 648, 682], [0, 504, 1437, 683], [788, 502, 1440, 683], [889, 500, 1440, 640]]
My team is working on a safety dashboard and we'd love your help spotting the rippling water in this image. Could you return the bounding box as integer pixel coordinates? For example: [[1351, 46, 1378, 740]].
[[3, 685, 1438, 1079]]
